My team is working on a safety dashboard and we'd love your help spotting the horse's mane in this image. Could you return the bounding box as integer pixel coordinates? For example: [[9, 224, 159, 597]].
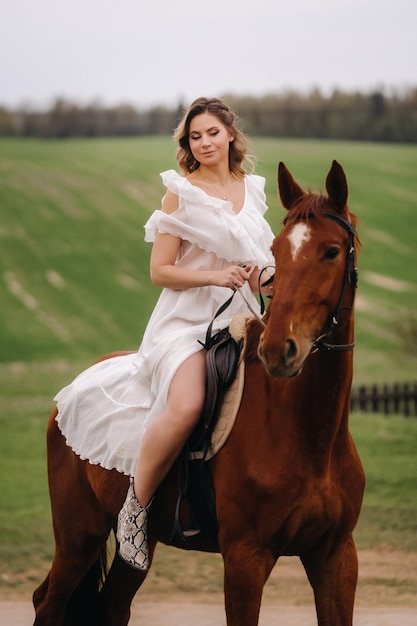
[[284, 192, 338, 222], [283, 192, 360, 246], [244, 318, 265, 363]]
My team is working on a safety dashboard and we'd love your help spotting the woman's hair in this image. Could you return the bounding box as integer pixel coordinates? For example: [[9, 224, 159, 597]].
[[173, 97, 250, 178]]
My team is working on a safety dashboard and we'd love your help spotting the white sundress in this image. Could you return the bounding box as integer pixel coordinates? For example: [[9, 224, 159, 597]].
[[55, 169, 275, 477]]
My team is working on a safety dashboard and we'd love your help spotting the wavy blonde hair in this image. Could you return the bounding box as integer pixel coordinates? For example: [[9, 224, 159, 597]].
[[173, 97, 250, 178]]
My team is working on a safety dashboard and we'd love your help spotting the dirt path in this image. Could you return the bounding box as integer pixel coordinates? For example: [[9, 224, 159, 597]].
[[2, 601, 417, 625], [3, 549, 416, 624]]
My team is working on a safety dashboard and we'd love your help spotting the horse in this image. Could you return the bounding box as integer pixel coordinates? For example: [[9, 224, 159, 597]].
[[33, 160, 365, 625]]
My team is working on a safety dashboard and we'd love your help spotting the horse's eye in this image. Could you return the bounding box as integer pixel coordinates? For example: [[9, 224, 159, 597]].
[[324, 247, 339, 260]]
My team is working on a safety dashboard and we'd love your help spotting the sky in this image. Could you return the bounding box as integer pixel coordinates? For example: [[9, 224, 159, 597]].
[[1, 0, 416, 110]]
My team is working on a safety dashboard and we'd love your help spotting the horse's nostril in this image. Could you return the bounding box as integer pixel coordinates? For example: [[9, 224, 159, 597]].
[[285, 338, 297, 363]]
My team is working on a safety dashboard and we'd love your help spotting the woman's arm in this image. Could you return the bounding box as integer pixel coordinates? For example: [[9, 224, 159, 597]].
[[248, 267, 274, 295], [149, 190, 251, 291]]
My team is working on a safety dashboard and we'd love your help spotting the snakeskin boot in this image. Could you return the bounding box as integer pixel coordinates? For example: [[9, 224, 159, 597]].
[[117, 479, 152, 570]]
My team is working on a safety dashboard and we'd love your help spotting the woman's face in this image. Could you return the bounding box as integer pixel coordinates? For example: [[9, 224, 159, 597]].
[[188, 112, 234, 168]]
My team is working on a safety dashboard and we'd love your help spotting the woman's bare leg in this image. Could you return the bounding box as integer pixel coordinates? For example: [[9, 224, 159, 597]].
[[117, 350, 206, 569], [133, 350, 206, 506]]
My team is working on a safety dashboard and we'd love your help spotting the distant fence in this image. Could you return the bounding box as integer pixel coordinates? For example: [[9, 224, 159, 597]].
[[350, 382, 417, 417]]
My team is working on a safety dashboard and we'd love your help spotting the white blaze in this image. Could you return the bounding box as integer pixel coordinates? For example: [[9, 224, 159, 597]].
[[288, 223, 311, 260]]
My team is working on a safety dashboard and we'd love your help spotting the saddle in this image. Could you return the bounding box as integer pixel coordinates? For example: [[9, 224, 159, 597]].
[[170, 295, 244, 545]]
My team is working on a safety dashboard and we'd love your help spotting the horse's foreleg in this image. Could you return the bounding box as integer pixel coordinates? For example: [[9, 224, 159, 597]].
[[301, 534, 358, 626], [98, 540, 157, 626], [33, 573, 50, 613], [222, 541, 276, 626]]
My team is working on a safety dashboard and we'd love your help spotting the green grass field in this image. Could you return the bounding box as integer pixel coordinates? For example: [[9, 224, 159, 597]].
[[0, 137, 416, 600], [1, 137, 416, 379]]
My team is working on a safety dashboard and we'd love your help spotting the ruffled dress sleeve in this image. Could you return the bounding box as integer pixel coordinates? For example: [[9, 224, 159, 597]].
[[144, 170, 275, 269]]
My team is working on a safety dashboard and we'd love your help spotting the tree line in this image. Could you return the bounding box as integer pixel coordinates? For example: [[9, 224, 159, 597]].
[[1, 88, 416, 142]]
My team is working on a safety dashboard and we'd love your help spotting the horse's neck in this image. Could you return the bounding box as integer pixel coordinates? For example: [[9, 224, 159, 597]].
[[246, 318, 354, 455], [273, 352, 353, 467], [296, 316, 354, 431]]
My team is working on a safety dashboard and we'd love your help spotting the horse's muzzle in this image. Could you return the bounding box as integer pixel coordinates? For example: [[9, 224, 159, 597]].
[[257, 333, 308, 378]]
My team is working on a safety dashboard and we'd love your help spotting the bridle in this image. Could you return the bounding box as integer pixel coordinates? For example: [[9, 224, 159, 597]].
[[309, 212, 358, 352], [211, 211, 358, 353], [257, 211, 358, 352]]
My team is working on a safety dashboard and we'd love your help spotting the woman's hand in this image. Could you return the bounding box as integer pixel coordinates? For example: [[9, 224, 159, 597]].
[[215, 264, 252, 290]]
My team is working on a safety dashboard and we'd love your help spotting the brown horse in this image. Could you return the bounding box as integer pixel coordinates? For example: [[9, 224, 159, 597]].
[[33, 161, 365, 626]]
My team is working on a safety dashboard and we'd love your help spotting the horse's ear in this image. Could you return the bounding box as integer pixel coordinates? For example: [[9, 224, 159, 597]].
[[326, 160, 348, 212], [278, 162, 305, 210]]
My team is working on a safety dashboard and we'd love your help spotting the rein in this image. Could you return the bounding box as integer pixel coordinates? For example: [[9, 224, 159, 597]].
[[206, 268, 274, 333], [234, 289, 266, 328]]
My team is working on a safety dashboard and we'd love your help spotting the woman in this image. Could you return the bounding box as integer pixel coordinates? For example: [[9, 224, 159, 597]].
[[54, 97, 275, 571]]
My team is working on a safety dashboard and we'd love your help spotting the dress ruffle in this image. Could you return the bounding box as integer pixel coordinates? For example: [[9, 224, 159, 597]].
[[144, 170, 273, 268]]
